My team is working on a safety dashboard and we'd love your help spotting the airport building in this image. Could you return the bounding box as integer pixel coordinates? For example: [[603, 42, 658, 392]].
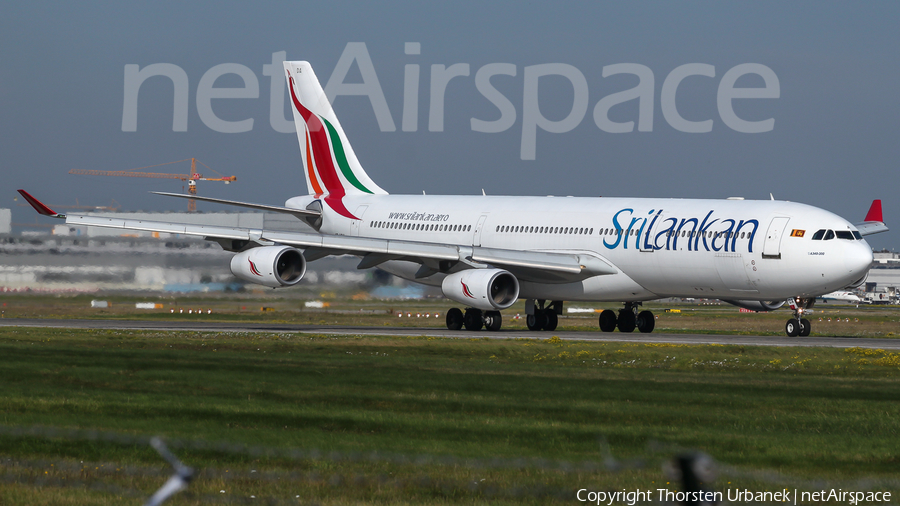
[[0, 209, 10, 235]]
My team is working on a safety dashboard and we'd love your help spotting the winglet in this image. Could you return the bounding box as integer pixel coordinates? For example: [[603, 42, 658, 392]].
[[856, 199, 888, 237], [17, 190, 65, 218], [864, 199, 883, 223]]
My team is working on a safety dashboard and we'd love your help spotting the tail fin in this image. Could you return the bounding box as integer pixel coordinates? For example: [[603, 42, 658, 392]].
[[284, 61, 387, 204]]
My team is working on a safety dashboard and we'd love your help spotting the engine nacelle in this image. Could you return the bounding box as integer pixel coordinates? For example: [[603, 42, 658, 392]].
[[722, 299, 785, 312], [441, 269, 519, 311], [230, 246, 306, 288]]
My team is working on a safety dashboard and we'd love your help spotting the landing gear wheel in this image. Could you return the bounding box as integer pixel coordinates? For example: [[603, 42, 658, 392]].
[[446, 308, 463, 330], [598, 310, 617, 332], [543, 310, 558, 331], [526, 312, 547, 331], [799, 318, 811, 337], [484, 311, 502, 331], [785, 319, 800, 337], [636, 311, 655, 333], [464, 308, 484, 331], [617, 309, 636, 333]]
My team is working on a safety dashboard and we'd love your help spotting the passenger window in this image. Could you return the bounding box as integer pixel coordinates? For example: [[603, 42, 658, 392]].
[[811, 230, 825, 240], [824, 230, 834, 240]]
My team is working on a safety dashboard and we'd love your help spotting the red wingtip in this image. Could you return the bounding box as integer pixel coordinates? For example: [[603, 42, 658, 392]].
[[17, 189, 60, 217], [864, 199, 883, 223]]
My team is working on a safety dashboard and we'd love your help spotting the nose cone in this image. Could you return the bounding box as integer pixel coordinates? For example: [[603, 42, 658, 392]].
[[845, 241, 874, 279]]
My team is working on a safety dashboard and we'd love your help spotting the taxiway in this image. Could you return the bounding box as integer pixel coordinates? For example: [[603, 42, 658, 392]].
[[1, 318, 898, 350]]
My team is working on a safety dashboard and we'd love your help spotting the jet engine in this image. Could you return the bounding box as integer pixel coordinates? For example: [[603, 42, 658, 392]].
[[230, 246, 306, 288], [441, 268, 519, 311], [721, 299, 785, 312]]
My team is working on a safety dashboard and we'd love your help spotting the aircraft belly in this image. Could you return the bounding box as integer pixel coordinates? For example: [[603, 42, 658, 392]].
[[376, 260, 444, 287], [518, 272, 656, 302], [618, 251, 722, 298]]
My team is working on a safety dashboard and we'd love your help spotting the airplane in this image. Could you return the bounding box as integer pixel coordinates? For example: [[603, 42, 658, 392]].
[[816, 290, 863, 304], [19, 60, 888, 337]]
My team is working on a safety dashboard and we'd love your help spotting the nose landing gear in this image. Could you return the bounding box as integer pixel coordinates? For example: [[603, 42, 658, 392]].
[[785, 297, 813, 337]]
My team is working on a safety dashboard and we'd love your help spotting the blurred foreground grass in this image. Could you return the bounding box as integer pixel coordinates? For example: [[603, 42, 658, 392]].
[[0, 327, 898, 504]]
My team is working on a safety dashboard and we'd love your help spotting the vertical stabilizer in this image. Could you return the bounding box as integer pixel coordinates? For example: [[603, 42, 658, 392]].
[[284, 61, 387, 211]]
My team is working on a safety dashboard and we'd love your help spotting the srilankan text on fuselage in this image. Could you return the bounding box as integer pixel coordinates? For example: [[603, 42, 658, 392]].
[[604, 207, 759, 253]]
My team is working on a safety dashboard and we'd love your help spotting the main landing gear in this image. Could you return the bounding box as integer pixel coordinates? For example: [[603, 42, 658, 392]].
[[598, 302, 655, 333], [784, 297, 813, 337], [445, 300, 561, 332], [525, 300, 559, 332], [445, 307, 503, 332]]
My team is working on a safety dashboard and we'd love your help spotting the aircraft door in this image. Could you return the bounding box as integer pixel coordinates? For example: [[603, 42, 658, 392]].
[[762, 217, 790, 259], [473, 215, 488, 246], [350, 205, 368, 237]]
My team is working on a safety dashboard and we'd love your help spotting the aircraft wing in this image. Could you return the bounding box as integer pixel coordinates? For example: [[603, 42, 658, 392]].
[[61, 213, 616, 283], [855, 199, 889, 237], [18, 188, 616, 282], [150, 192, 320, 219]]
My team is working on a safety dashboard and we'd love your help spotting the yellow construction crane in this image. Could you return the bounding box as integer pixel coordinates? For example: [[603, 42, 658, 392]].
[[68, 158, 237, 212]]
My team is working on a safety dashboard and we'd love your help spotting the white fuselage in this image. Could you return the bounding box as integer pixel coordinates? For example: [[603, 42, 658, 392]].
[[288, 194, 874, 303]]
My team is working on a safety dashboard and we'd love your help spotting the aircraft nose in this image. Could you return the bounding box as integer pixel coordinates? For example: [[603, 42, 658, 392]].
[[845, 242, 874, 276]]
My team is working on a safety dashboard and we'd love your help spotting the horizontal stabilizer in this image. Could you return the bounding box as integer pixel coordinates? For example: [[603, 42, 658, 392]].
[[856, 221, 889, 236], [151, 192, 320, 219]]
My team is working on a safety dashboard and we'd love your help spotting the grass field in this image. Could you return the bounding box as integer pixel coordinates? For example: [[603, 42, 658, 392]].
[[1, 322, 899, 504]]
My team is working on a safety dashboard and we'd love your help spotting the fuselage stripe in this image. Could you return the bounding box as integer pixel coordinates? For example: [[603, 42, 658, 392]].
[[305, 131, 324, 195], [287, 72, 358, 220], [322, 117, 373, 194]]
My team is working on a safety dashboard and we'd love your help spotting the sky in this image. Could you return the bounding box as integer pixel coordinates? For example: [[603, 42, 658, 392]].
[[2, 1, 898, 249]]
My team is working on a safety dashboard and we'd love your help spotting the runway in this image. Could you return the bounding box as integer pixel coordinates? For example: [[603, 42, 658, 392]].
[[2, 318, 899, 350]]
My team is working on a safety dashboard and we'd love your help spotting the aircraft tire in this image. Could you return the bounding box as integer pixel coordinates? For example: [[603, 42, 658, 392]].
[[543, 310, 558, 331], [446, 308, 463, 330], [527, 312, 547, 331], [484, 311, 502, 331], [785, 319, 800, 337], [636, 310, 655, 333], [617, 310, 637, 333], [598, 310, 617, 332], [464, 308, 483, 331], [799, 318, 811, 337]]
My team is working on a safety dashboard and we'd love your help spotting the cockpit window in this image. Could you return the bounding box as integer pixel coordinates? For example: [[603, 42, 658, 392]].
[[824, 230, 835, 240], [853, 231, 862, 240], [835, 231, 854, 240], [811, 229, 826, 240]]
